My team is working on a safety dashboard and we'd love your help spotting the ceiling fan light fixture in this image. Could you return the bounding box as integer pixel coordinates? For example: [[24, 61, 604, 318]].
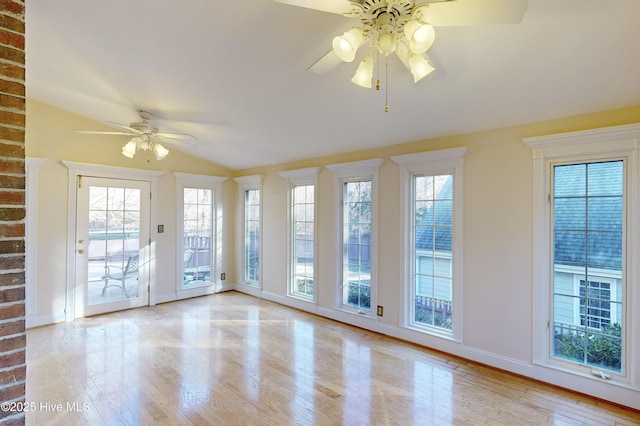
[[153, 143, 169, 160], [409, 53, 434, 83], [351, 55, 374, 88], [332, 28, 363, 62]]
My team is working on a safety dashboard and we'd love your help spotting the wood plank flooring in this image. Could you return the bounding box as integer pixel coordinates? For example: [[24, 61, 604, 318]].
[[26, 291, 640, 425]]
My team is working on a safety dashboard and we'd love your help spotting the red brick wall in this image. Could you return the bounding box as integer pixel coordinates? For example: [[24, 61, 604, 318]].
[[0, 1, 25, 425]]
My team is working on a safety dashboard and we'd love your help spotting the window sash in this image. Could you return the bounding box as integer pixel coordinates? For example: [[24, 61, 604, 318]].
[[411, 174, 454, 331], [341, 179, 372, 311], [550, 159, 625, 374], [291, 183, 315, 299], [244, 189, 261, 284]]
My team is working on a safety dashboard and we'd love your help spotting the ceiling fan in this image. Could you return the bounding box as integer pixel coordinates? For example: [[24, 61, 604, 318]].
[[75, 110, 196, 161], [275, 0, 528, 110]]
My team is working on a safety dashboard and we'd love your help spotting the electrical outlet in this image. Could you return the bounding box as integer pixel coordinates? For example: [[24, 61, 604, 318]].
[[221, 272, 226, 281], [157, 224, 164, 233], [377, 305, 383, 317]]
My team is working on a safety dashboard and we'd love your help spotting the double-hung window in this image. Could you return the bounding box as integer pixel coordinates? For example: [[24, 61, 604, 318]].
[[525, 124, 639, 385], [392, 148, 466, 339], [327, 159, 382, 316], [234, 175, 262, 287], [175, 173, 226, 297], [279, 167, 319, 301]]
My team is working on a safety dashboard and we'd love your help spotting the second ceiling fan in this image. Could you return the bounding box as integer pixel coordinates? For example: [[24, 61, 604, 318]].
[[275, 0, 528, 110]]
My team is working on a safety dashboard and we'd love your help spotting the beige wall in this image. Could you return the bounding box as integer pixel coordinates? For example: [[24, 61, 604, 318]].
[[26, 97, 640, 409]]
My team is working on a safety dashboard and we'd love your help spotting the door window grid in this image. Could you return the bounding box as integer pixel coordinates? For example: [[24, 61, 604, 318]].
[[88, 186, 141, 305]]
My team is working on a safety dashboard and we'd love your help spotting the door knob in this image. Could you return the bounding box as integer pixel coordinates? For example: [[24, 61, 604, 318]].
[[77, 249, 85, 254]]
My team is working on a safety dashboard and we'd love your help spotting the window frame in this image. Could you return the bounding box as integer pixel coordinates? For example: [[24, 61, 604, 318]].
[[524, 123, 640, 386], [392, 148, 466, 341], [326, 159, 382, 317], [279, 167, 320, 303], [174, 173, 226, 299], [234, 175, 262, 288]]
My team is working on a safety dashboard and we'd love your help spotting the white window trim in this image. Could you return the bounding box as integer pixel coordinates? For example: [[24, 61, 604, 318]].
[[233, 175, 262, 288], [523, 123, 640, 387], [391, 147, 466, 342], [279, 167, 320, 303], [25, 157, 47, 328], [326, 159, 382, 318], [174, 172, 227, 299]]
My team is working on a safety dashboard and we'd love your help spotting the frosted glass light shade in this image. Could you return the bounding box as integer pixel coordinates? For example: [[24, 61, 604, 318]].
[[121, 139, 137, 158], [409, 54, 435, 83], [153, 143, 169, 160], [332, 28, 364, 62], [404, 21, 435, 54], [351, 55, 374, 88]]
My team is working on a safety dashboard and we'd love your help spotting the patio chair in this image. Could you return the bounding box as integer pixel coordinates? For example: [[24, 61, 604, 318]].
[[102, 254, 138, 297]]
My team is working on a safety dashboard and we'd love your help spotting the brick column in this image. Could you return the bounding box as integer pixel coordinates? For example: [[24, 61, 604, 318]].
[[0, 1, 26, 425]]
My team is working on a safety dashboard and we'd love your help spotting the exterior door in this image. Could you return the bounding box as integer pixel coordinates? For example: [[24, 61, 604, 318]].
[[75, 177, 150, 317]]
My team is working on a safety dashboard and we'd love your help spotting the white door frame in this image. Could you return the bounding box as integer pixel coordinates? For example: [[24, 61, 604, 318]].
[[63, 161, 164, 321]]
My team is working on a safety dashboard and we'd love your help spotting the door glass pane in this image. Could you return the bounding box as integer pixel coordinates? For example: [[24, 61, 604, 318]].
[[87, 185, 141, 305]]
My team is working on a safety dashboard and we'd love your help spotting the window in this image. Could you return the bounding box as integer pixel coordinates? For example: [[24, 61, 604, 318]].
[[551, 160, 623, 372], [413, 174, 453, 329], [234, 175, 262, 286], [524, 123, 640, 384], [392, 148, 466, 339], [327, 159, 382, 316], [175, 173, 226, 296], [342, 180, 372, 310], [279, 167, 319, 301]]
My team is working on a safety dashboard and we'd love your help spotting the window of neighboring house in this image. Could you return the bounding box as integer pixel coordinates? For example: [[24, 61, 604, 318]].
[[279, 167, 319, 301], [234, 175, 262, 286], [175, 173, 226, 296], [392, 148, 466, 340], [524, 124, 640, 384], [579, 279, 613, 329], [327, 159, 382, 316]]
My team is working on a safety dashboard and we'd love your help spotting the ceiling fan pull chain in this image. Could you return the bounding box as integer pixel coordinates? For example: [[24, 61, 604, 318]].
[[384, 55, 390, 113], [376, 51, 381, 91]]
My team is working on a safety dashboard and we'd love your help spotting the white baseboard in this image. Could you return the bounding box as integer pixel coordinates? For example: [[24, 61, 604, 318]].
[[26, 314, 65, 329]]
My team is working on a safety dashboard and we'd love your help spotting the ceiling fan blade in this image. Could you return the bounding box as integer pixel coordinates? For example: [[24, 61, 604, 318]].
[[307, 50, 342, 74], [417, 0, 528, 26], [154, 132, 194, 139], [274, 0, 355, 15], [74, 130, 133, 136], [151, 135, 197, 148], [107, 121, 142, 134]]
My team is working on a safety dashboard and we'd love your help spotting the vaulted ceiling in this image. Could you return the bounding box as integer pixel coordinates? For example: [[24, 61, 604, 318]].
[[26, 1, 640, 170]]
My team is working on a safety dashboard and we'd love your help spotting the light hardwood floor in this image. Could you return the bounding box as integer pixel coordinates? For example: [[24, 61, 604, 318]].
[[26, 292, 640, 425]]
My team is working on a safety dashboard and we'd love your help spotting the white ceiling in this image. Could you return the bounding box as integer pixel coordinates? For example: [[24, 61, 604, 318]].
[[26, 1, 640, 170]]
